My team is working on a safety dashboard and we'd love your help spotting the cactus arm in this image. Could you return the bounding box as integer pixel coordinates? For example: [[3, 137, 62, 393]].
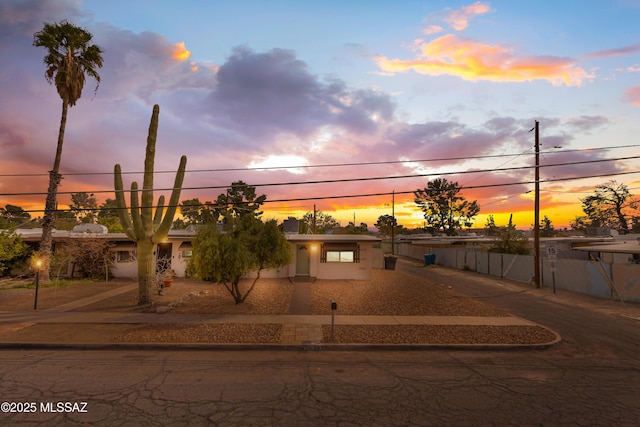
[[114, 164, 137, 241], [130, 182, 144, 238], [153, 195, 165, 230], [141, 105, 159, 233], [155, 155, 187, 240]]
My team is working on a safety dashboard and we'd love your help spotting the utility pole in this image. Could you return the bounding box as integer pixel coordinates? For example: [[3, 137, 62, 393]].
[[534, 120, 541, 288], [391, 191, 395, 255]]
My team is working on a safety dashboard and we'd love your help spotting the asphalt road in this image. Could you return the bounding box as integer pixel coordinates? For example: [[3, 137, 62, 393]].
[[401, 259, 640, 361], [0, 260, 639, 426]]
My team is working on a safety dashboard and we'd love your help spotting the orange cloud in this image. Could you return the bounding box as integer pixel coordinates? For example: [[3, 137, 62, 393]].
[[624, 86, 640, 106], [375, 34, 592, 86], [172, 42, 191, 61], [444, 1, 491, 31]]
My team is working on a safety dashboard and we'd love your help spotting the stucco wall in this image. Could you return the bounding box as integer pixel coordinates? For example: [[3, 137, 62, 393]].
[[315, 244, 373, 280], [611, 263, 640, 303], [541, 257, 611, 298], [110, 240, 191, 279], [110, 258, 137, 278]]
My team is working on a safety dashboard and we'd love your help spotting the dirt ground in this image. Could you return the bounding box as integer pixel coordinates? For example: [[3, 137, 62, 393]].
[[0, 269, 558, 345], [0, 270, 507, 316]]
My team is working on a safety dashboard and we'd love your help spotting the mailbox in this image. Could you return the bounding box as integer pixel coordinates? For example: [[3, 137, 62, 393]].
[[331, 300, 337, 311]]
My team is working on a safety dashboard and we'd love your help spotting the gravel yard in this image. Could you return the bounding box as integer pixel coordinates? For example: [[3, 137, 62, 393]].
[[0, 267, 559, 346], [311, 269, 507, 316], [114, 323, 283, 344], [322, 325, 557, 345]]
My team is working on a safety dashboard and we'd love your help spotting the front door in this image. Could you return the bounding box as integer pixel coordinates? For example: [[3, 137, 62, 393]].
[[156, 243, 172, 272], [296, 244, 310, 276]]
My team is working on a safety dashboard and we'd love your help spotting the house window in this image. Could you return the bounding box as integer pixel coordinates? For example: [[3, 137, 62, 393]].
[[116, 250, 135, 263], [321, 243, 359, 263], [326, 250, 355, 263], [182, 250, 193, 259]]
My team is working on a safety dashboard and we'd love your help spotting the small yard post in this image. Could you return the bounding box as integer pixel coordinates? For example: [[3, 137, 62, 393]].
[[331, 299, 337, 341]]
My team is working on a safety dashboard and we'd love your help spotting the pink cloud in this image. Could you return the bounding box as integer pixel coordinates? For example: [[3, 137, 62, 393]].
[[423, 25, 443, 35], [444, 2, 491, 31], [623, 86, 640, 105], [375, 34, 593, 86], [586, 43, 640, 58]]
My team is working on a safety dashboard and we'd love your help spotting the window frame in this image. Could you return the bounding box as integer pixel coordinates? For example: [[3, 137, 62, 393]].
[[321, 243, 360, 263]]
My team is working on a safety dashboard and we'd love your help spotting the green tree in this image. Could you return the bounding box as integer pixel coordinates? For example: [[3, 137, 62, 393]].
[[187, 217, 291, 304], [97, 198, 124, 232], [414, 178, 480, 236], [0, 204, 32, 229], [70, 192, 98, 223], [34, 20, 104, 281], [171, 218, 189, 230], [0, 231, 28, 276], [344, 222, 369, 234], [375, 214, 395, 238], [540, 215, 556, 237], [248, 218, 292, 282], [53, 210, 78, 230], [489, 215, 531, 255], [570, 215, 588, 233], [580, 181, 638, 234], [213, 181, 266, 225], [301, 211, 338, 234], [484, 214, 499, 236], [178, 198, 217, 225]]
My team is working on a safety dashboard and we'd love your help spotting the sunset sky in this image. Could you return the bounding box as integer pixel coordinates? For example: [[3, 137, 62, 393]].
[[1, 0, 639, 231]]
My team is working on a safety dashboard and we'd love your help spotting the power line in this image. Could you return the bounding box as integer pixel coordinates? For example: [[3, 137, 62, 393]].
[[14, 169, 640, 215], [1, 155, 638, 198], [1, 144, 638, 178]]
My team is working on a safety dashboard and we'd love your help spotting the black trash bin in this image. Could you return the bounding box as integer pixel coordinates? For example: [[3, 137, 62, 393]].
[[384, 255, 398, 270]]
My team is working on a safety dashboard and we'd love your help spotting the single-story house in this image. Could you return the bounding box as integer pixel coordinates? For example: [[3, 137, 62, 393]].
[[14, 226, 382, 281], [281, 233, 382, 280]]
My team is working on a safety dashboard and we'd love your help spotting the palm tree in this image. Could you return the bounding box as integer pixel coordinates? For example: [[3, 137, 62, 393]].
[[33, 20, 104, 281]]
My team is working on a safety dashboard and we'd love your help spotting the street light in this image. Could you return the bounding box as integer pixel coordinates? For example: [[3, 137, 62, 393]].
[[33, 259, 42, 310]]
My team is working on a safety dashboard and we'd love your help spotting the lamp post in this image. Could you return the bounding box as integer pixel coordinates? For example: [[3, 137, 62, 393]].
[[33, 259, 42, 310]]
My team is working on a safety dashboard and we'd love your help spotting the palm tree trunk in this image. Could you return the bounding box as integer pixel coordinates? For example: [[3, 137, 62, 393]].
[[39, 100, 68, 282]]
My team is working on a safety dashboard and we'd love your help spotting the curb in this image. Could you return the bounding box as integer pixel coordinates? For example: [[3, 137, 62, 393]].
[[0, 331, 561, 351]]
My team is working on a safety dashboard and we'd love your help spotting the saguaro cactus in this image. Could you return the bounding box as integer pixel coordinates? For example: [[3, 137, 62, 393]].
[[114, 104, 187, 305]]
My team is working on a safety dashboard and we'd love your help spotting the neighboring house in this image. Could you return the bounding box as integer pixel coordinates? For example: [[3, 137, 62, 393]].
[[15, 226, 382, 281], [573, 237, 640, 264]]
